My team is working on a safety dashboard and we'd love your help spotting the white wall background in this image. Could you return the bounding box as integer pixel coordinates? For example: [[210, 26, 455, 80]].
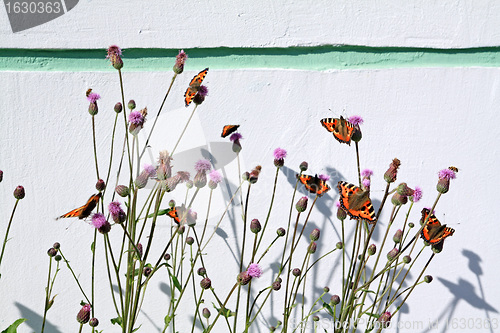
[[1, 1, 500, 332]]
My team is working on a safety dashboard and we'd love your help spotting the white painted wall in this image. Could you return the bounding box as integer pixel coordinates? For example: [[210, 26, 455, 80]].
[[1, 2, 500, 333]]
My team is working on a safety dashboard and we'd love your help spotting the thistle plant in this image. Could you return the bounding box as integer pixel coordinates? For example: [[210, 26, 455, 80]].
[[0, 47, 459, 333]]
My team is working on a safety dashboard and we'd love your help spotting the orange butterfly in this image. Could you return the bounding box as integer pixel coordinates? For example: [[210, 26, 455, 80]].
[[320, 116, 355, 145], [297, 174, 331, 197], [420, 208, 455, 245], [337, 181, 375, 222], [184, 68, 209, 107], [166, 207, 180, 224], [57, 193, 102, 219], [221, 125, 240, 138]]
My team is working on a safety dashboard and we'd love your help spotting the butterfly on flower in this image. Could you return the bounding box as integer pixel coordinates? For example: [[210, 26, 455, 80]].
[[165, 207, 180, 224], [184, 68, 209, 107], [57, 193, 102, 219], [420, 208, 455, 245], [320, 116, 355, 145], [221, 125, 240, 138], [337, 181, 375, 222], [296, 174, 331, 196]]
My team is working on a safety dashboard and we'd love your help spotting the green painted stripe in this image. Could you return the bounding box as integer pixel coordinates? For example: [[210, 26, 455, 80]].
[[1, 45, 500, 71]]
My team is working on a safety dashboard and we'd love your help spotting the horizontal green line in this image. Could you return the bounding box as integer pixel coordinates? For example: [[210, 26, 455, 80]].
[[1, 45, 500, 71]]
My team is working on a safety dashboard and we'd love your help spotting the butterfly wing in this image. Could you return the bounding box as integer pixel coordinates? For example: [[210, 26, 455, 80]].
[[57, 193, 101, 219], [184, 68, 209, 107], [297, 174, 330, 196], [221, 125, 240, 138], [337, 181, 375, 222], [420, 208, 454, 244], [320, 116, 354, 145], [166, 207, 180, 224]]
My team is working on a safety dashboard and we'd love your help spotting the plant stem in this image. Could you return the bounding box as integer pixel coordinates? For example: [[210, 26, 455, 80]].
[[171, 105, 198, 156], [0, 199, 19, 274], [91, 115, 100, 180], [41, 256, 52, 333]]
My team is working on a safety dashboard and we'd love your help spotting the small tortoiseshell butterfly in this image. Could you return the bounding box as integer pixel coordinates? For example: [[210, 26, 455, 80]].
[[297, 174, 331, 196], [166, 207, 180, 224], [57, 193, 102, 219], [221, 125, 240, 138], [320, 116, 355, 145], [420, 208, 454, 245], [184, 68, 209, 107], [337, 181, 375, 222]]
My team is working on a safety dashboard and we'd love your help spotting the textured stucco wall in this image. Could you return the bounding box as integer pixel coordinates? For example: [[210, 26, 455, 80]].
[[1, 1, 499, 332]]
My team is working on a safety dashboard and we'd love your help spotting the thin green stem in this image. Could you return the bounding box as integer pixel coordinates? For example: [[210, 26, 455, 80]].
[[91, 115, 100, 180], [40, 256, 52, 333], [171, 104, 198, 156], [58, 250, 91, 305], [0, 199, 19, 274]]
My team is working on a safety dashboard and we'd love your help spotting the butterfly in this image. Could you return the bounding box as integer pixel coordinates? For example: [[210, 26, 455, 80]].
[[337, 181, 375, 222], [165, 207, 180, 224], [448, 166, 459, 173], [184, 68, 209, 107], [420, 208, 455, 245], [221, 125, 240, 138], [296, 174, 331, 196], [57, 193, 102, 219], [320, 116, 355, 145]]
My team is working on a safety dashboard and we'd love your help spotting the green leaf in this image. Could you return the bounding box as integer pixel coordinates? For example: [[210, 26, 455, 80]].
[[212, 303, 234, 318], [110, 317, 123, 326], [168, 271, 182, 292], [164, 314, 173, 325], [148, 209, 169, 218], [1, 319, 26, 333], [322, 301, 334, 316], [91, 241, 95, 253], [131, 324, 142, 332]]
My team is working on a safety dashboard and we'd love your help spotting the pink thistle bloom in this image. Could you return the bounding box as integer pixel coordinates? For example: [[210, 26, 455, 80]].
[[335, 201, 341, 208], [273, 148, 287, 160], [362, 178, 371, 189], [318, 174, 330, 181], [176, 50, 188, 66], [108, 201, 122, 216], [230, 132, 243, 142], [348, 115, 364, 126], [195, 159, 211, 173], [86, 92, 100, 103], [247, 263, 262, 278], [438, 169, 457, 180], [106, 45, 122, 58], [143, 164, 156, 177], [177, 171, 191, 182], [209, 170, 222, 183], [411, 186, 423, 203], [91, 213, 107, 229], [361, 169, 373, 178], [129, 111, 144, 125], [197, 85, 209, 97]]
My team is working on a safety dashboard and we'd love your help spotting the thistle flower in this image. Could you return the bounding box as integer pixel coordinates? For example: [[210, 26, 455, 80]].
[[173, 50, 188, 74], [115, 185, 130, 197], [164, 172, 190, 192], [13, 186, 25, 199], [396, 183, 414, 196], [87, 93, 100, 116], [95, 179, 106, 191], [393, 229, 403, 243], [193, 85, 208, 105], [391, 192, 408, 206], [299, 161, 308, 171], [323, 286, 330, 293], [237, 271, 251, 285], [106, 45, 123, 70], [89, 318, 99, 327], [230, 132, 243, 153], [384, 158, 401, 183], [108, 201, 126, 224], [202, 308, 211, 319], [200, 277, 211, 289], [348, 115, 364, 126], [410, 186, 423, 203], [208, 169, 222, 189], [308, 242, 317, 254], [348, 115, 363, 142], [361, 169, 373, 178], [336, 201, 347, 221], [129, 107, 147, 136], [157, 150, 173, 180], [296, 196, 308, 212], [250, 219, 261, 233], [249, 165, 262, 184], [53, 242, 60, 250], [135, 167, 152, 189], [194, 159, 211, 188], [362, 178, 371, 191], [91, 213, 107, 229], [318, 174, 330, 181], [247, 263, 262, 278], [437, 168, 457, 194], [76, 304, 91, 324], [273, 147, 287, 167], [143, 266, 152, 277], [310, 228, 320, 241], [387, 248, 399, 261]]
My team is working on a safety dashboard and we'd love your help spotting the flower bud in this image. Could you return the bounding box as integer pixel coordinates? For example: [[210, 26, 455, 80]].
[[377, 311, 391, 328], [391, 192, 408, 206], [237, 272, 252, 285], [163, 253, 171, 261], [200, 277, 211, 289], [89, 318, 99, 327], [248, 165, 262, 184], [272, 281, 281, 290], [111, 54, 123, 70], [432, 242, 444, 253], [53, 242, 60, 250], [114, 102, 122, 113], [98, 221, 111, 234], [393, 229, 403, 243], [95, 179, 106, 191], [143, 266, 152, 277], [396, 183, 414, 196], [351, 127, 362, 142], [295, 196, 308, 213], [336, 242, 343, 250], [186, 237, 194, 245], [169, 200, 176, 208], [47, 248, 57, 257], [115, 185, 130, 197], [384, 158, 401, 183], [408, 222, 415, 228], [55, 255, 62, 261], [177, 225, 185, 235], [186, 180, 193, 189], [134, 243, 143, 260], [337, 206, 347, 221], [403, 255, 411, 264], [0, 170, 3, 182], [270, 326, 276, 332], [308, 242, 317, 254], [250, 219, 261, 234], [197, 267, 206, 276], [135, 170, 150, 189], [276, 228, 286, 237], [330, 295, 340, 305], [232, 140, 242, 153], [299, 161, 308, 171], [76, 304, 91, 324], [387, 248, 399, 261], [128, 100, 136, 110], [276, 277, 282, 283], [313, 316, 319, 322], [436, 178, 450, 194], [194, 171, 207, 188], [202, 308, 211, 319], [310, 228, 320, 241], [424, 275, 433, 283], [13, 186, 25, 199], [368, 244, 376, 255], [88, 102, 98, 116], [292, 268, 301, 277], [323, 286, 330, 293]]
